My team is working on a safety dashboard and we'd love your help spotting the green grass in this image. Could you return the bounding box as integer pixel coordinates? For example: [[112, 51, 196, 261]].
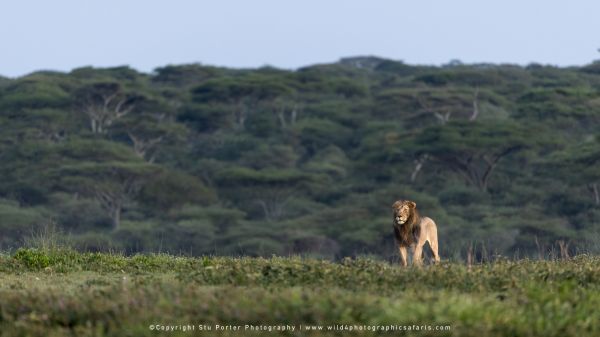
[[1, 249, 599, 336]]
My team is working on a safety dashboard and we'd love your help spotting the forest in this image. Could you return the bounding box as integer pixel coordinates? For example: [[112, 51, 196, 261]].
[[1, 56, 599, 260]]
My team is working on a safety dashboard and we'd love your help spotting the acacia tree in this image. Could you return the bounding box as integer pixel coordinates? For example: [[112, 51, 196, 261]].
[[413, 121, 531, 191], [116, 117, 188, 163], [75, 82, 137, 134], [272, 95, 301, 130], [395, 87, 483, 181], [99, 93, 186, 162], [216, 167, 311, 222], [575, 145, 600, 206], [414, 88, 480, 125], [191, 75, 293, 130], [545, 139, 600, 206], [60, 162, 161, 229]]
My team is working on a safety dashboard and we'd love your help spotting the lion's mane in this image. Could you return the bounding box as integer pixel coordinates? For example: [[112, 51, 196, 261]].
[[393, 200, 421, 245]]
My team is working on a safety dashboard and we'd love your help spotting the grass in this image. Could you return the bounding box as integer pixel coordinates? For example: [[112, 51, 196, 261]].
[[1, 249, 599, 336]]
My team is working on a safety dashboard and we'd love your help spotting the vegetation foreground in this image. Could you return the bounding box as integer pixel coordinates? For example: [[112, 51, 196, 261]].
[[1, 249, 599, 336]]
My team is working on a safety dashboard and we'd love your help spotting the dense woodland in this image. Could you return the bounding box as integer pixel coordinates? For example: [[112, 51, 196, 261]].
[[1, 56, 599, 260]]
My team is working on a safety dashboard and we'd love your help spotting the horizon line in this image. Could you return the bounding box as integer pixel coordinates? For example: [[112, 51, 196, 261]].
[[3, 55, 599, 79]]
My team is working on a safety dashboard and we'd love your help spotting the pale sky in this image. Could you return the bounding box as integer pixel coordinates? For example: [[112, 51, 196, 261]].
[[1, 0, 599, 77]]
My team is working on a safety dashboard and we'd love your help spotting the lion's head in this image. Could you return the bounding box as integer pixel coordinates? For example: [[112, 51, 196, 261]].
[[392, 200, 417, 226], [392, 199, 420, 246]]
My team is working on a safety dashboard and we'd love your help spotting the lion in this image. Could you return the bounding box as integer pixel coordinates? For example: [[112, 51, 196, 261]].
[[392, 200, 440, 266]]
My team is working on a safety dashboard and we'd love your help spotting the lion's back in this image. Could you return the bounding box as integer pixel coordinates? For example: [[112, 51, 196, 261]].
[[419, 216, 438, 239]]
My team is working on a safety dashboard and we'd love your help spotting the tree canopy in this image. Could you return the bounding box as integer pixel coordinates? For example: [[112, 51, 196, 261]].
[[0, 58, 599, 259]]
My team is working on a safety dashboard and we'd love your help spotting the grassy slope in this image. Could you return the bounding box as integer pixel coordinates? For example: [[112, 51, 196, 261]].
[[1, 249, 599, 336]]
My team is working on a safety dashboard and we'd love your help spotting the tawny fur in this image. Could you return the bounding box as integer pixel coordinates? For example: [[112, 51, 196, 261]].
[[392, 200, 440, 266]]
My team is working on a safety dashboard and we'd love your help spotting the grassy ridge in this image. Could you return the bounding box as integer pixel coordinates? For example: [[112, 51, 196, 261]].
[[1, 249, 599, 336]]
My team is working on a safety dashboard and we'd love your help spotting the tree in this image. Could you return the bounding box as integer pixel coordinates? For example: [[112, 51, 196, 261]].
[[59, 162, 160, 229], [0, 199, 47, 247], [216, 167, 312, 222], [413, 121, 531, 191], [117, 117, 188, 163], [74, 82, 137, 134], [291, 118, 353, 155], [138, 170, 216, 210], [191, 75, 293, 130], [0, 76, 71, 112], [545, 138, 600, 206], [152, 64, 222, 87]]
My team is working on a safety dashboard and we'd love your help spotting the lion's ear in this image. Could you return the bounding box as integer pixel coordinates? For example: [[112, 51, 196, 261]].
[[408, 201, 417, 209], [392, 200, 402, 209]]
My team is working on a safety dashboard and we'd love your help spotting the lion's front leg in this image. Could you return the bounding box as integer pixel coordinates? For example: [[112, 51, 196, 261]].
[[398, 245, 408, 267], [413, 243, 424, 266]]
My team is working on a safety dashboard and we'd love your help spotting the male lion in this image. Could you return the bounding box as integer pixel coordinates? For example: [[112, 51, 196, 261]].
[[392, 200, 440, 266]]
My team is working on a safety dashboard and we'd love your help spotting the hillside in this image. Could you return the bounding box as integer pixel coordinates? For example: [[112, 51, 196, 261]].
[[1, 57, 599, 259]]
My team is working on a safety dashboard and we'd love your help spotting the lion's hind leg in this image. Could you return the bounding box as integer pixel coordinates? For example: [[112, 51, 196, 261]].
[[429, 238, 440, 264], [421, 217, 440, 264], [428, 223, 441, 264], [413, 243, 424, 266]]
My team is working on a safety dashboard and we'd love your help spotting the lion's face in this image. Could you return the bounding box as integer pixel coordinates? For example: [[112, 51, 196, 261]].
[[392, 200, 416, 225], [396, 204, 410, 224]]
